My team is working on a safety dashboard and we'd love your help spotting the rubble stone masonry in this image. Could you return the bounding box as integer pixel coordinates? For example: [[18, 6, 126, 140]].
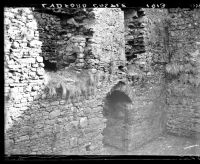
[[166, 9, 200, 138], [4, 7, 200, 155]]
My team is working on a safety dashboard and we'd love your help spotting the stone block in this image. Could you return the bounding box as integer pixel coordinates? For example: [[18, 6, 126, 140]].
[[59, 99, 66, 105], [27, 14, 34, 20], [29, 40, 42, 48], [79, 117, 88, 128], [32, 63, 39, 68], [71, 121, 79, 128], [32, 85, 40, 91], [30, 91, 37, 96], [49, 110, 60, 118], [26, 21, 37, 30], [69, 137, 78, 147], [21, 98, 27, 103], [16, 135, 29, 142], [31, 68, 36, 72], [77, 53, 85, 58], [39, 63, 45, 67], [36, 68, 44, 76], [36, 56, 43, 63], [50, 101, 59, 106], [73, 46, 84, 53], [11, 41, 20, 49]]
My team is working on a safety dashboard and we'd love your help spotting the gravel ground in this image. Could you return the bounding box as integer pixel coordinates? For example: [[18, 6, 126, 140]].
[[104, 134, 200, 156]]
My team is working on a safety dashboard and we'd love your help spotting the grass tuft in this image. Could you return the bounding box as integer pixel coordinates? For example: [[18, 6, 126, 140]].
[[44, 67, 104, 101]]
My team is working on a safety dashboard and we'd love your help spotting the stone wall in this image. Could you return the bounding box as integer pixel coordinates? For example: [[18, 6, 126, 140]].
[[125, 82, 166, 151], [33, 9, 95, 70], [124, 8, 168, 85], [4, 8, 45, 130], [124, 8, 146, 64], [5, 74, 123, 155], [88, 8, 126, 72], [4, 7, 128, 155], [166, 8, 200, 138], [122, 8, 169, 151], [5, 7, 199, 155]]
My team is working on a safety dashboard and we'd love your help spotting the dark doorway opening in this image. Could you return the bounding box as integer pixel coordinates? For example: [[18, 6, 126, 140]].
[[103, 90, 132, 153]]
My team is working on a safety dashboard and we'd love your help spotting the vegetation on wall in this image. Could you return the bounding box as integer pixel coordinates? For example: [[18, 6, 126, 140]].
[[166, 50, 200, 88], [163, 14, 200, 88], [146, 13, 200, 88], [44, 67, 105, 102]]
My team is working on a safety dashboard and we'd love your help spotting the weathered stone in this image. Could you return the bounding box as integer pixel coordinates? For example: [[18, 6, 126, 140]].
[[39, 63, 45, 67], [32, 85, 40, 91], [71, 121, 79, 128], [29, 71, 36, 77], [79, 117, 88, 128], [91, 68, 97, 74], [30, 91, 37, 96], [27, 14, 34, 19], [49, 110, 60, 118], [29, 40, 42, 48], [36, 56, 43, 63], [20, 98, 27, 103], [32, 63, 39, 68], [11, 41, 20, 49], [77, 53, 85, 58], [50, 101, 59, 106], [31, 67, 36, 72], [26, 21, 37, 29], [36, 68, 44, 76], [16, 135, 29, 142], [73, 46, 84, 53], [69, 137, 78, 147], [59, 100, 66, 105]]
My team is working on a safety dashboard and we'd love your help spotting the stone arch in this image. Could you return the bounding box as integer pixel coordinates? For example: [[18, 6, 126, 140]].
[[102, 81, 133, 153], [109, 81, 134, 101]]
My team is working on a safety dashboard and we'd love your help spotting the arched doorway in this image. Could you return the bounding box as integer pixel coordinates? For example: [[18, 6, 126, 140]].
[[102, 90, 132, 154]]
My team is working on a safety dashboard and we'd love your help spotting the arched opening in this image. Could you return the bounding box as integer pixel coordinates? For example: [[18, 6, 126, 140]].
[[103, 90, 132, 154]]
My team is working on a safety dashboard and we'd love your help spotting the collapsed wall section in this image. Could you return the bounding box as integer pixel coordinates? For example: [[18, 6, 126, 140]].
[[33, 8, 95, 70]]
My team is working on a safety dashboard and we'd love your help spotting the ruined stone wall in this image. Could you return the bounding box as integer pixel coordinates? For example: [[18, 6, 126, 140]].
[[89, 8, 126, 72], [124, 83, 166, 151], [166, 9, 200, 138], [5, 74, 123, 155], [124, 8, 168, 86], [4, 7, 127, 155], [122, 8, 169, 150], [124, 8, 146, 64], [4, 8, 45, 130], [6, 7, 199, 155], [33, 9, 94, 70]]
